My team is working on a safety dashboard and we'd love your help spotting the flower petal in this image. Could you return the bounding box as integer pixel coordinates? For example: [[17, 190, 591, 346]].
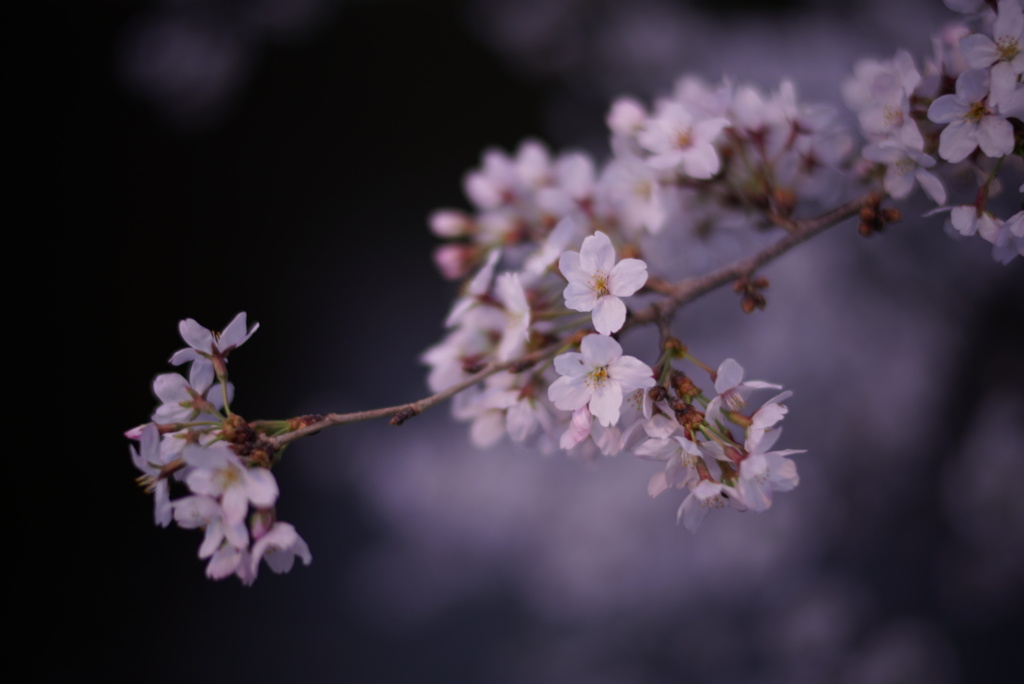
[[714, 358, 744, 394], [589, 381, 623, 427], [608, 355, 655, 392], [591, 295, 626, 334], [938, 120, 977, 163], [977, 115, 1014, 158], [579, 333, 622, 366], [927, 94, 965, 124], [564, 282, 598, 312], [553, 351, 588, 378], [245, 467, 280, 508], [179, 318, 213, 352], [580, 231, 615, 274], [607, 258, 648, 297], [548, 376, 590, 411], [558, 250, 585, 284]]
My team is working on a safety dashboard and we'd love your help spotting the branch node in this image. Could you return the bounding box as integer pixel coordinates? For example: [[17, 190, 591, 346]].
[[389, 407, 420, 426], [510, 359, 536, 373]]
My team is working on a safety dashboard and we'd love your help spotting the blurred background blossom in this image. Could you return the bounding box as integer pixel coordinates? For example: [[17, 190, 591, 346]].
[[43, 0, 1023, 681]]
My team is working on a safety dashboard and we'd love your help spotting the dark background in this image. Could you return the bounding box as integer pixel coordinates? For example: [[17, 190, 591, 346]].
[[32, 0, 1024, 681]]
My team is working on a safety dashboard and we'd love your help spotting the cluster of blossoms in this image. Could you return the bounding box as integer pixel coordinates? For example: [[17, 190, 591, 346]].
[[635, 359, 801, 531], [424, 232, 804, 527], [422, 0, 1021, 528], [846, 0, 1024, 261], [430, 73, 856, 283], [423, 70, 862, 462], [422, 93, 823, 521], [127, 313, 311, 584], [129, 2, 1022, 581]]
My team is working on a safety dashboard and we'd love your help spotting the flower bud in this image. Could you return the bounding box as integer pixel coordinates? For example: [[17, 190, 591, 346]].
[[433, 244, 477, 280], [725, 410, 752, 428], [607, 97, 646, 135], [248, 449, 273, 468], [221, 414, 255, 444], [670, 371, 699, 402], [429, 209, 474, 238], [675, 404, 705, 430], [772, 187, 796, 217], [723, 445, 744, 464]]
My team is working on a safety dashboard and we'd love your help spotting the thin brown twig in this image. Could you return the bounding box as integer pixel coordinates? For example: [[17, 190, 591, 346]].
[[628, 193, 877, 327], [269, 344, 563, 449]]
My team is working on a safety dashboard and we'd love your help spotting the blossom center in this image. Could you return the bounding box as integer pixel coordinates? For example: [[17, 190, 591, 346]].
[[589, 271, 610, 295], [997, 36, 1021, 62], [723, 388, 746, 411], [893, 157, 914, 176], [674, 129, 693, 149], [699, 491, 726, 509], [586, 366, 610, 389], [215, 465, 242, 489], [965, 100, 991, 123], [883, 105, 904, 127], [628, 388, 644, 410]]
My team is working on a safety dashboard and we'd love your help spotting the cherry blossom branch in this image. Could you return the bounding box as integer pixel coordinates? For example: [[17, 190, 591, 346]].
[[269, 344, 564, 449], [271, 193, 881, 451], [631, 192, 882, 327]]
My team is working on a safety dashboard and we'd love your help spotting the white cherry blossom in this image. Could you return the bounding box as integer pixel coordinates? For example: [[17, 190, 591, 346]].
[[843, 51, 923, 148], [677, 480, 746, 533], [421, 306, 504, 393], [445, 248, 501, 328], [705, 358, 782, 427], [737, 429, 803, 512], [495, 271, 530, 361], [928, 68, 1016, 162], [523, 213, 582, 280], [559, 231, 648, 335], [151, 360, 229, 424], [169, 312, 260, 371], [129, 423, 174, 527], [606, 96, 647, 136], [746, 390, 794, 447], [597, 153, 668, 235], [536, 152, 596, 218], [635, 431, 703, 498], [548, 334, 655, 428], [559, 405, 594, 451], [862, 141, 947, 205], [183, 444, 279, 525], [452, 380, 520, 448], [249, 522, 312, 581], [173, 494, 250, 561], [977, 210, 1024, 263], [960, 0, 1024, 75], [505, 393, 553, 445], [637, 102, 729, 178]]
